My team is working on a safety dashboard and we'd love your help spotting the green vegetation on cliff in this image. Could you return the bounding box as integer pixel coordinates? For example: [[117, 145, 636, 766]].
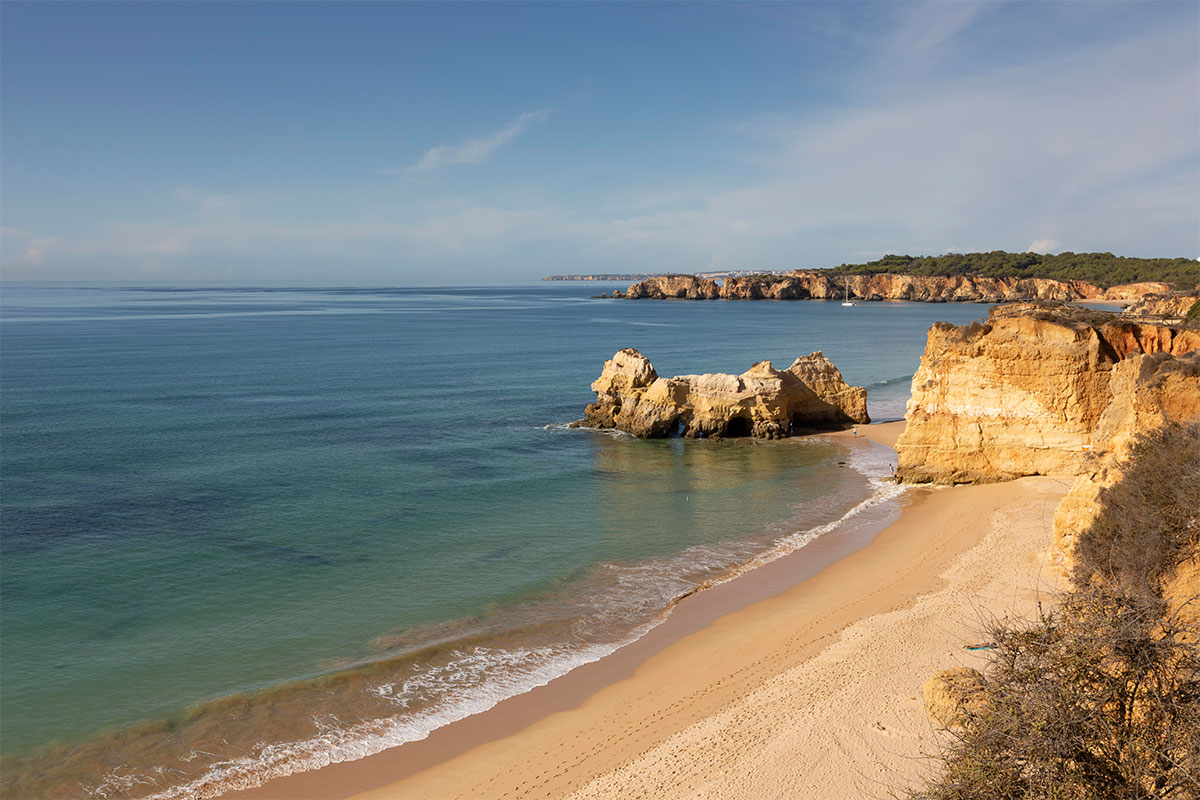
[[827, 251, 1198, 289]]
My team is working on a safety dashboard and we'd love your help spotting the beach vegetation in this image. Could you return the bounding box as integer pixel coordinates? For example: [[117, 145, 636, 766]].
[[910, 423, 1200, 800], [1073, 423, 1200, 599], [912, 586, 1199, 800]]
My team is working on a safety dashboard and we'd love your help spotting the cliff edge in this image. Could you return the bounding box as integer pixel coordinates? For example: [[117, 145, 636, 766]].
[[895, 303, 1199, 484], [623, 272, 1172, 303]]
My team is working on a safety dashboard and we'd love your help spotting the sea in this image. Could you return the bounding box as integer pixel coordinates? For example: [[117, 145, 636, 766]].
[[0, 283, 992, 798]]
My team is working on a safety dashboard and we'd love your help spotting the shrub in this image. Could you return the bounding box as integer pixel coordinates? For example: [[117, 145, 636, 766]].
[[912, 586, 1199, 800], [1072, 424, 1200, 598], [912, 424, 1200, 800]]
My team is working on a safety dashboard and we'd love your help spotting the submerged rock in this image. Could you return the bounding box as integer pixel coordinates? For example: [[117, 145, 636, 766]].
[[581, 348, 869, 439]]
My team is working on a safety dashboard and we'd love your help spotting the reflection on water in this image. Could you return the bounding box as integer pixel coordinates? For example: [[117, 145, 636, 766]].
[[1, 434, 871, 800], [2, 284, 968, 800]]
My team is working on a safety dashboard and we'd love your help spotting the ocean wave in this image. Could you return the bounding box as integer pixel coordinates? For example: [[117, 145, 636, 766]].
[[96, 441, 905, 800], [866, 373, 914, 390], [542, 421, 634, 440], [140, 641, 632, 800], [673, 438, 905, 590]]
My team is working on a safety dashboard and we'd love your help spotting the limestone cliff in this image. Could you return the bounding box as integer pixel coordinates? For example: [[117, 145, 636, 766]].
[[1123, 292, 1200, 319], [624, 274, 720, 300], [895, 304, 1199, 484], [580, 349, 868, 438], [623, 272, 1171, 303], [1051, 352, 1200, 567]]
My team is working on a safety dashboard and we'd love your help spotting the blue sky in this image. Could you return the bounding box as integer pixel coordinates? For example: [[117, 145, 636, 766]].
[[2, 1, 1197, 284]]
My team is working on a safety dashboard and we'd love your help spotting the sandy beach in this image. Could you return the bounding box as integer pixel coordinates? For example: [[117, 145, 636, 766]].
[[230, 421, 1071, 800]]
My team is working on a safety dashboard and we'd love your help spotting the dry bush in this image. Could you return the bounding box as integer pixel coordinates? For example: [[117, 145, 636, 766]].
[[911, 424, 1200, 799], [1073, 424, 1200, 598], [912, 587, 1199, 800]]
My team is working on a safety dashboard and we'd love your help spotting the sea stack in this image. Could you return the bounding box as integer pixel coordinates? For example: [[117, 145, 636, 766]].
[[580, 348, 869, 438]]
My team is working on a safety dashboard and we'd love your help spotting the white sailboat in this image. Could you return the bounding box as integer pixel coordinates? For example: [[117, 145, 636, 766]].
[[841, 278, 856, 307]]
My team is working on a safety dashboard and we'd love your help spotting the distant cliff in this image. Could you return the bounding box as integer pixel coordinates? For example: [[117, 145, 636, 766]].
[[577, 348, 868, 439], [543, 273, 666, 281], [895, 303, 1199, 484], [622, 272, 1172, 303], [1123, 291, 1200, 319]]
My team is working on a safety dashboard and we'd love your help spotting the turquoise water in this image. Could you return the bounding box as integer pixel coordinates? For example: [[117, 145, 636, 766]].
[[0, 284, 991, 797]]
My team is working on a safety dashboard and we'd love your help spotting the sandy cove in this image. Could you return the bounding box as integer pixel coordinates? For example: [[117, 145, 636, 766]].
[[232, 421, 1070, 800]]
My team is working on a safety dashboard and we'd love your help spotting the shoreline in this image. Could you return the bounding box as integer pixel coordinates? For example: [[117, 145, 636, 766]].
[[229, 421, 1070, 799], [225, 424, 905, 800]]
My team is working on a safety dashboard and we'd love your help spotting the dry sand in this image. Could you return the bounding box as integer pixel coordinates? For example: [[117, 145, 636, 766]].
[[237, 422, 1071, 800]]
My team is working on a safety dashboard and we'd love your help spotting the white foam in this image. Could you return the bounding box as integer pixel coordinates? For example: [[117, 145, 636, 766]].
[[139, 639, 644, 800], [662, 438, 905, 590], [127, 439, 905, 800], [542, 421, 635, 440]]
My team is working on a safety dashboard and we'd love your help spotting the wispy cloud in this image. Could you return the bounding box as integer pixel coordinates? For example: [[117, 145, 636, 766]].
[[889, 1, 988, 55], [175, 186, 260, 212], [1027, 239, 1059, 254], [401, 109, 550, 173], [598, 21, 1199, 263]]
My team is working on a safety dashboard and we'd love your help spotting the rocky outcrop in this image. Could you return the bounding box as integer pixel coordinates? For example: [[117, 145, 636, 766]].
[[1100, 281, 1176, 301], [895, 304, 1199, 484], [1123, 292, 1199, 319], [624, 274, 720, 299], [1051, 351, 1200, 566], [787, 352, 870, 424], [623, 272, 1172, 304], [580, 349, 869, 438]]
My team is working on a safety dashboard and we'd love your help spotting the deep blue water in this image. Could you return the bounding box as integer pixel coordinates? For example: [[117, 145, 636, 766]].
[[0, 283, 991, 798]]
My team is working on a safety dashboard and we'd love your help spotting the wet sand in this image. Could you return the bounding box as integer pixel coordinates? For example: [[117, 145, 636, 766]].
[[232, 421, 1070, 799]]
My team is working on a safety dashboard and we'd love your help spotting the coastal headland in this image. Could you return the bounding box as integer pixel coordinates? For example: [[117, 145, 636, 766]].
[[230, 300, 1198, 799], [622, 271, 1175, 303], [569, 250, 1200, 304]]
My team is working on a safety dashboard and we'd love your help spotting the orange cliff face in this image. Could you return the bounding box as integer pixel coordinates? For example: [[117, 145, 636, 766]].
[[1124, 291, 1200, 319], [1050, 350, 1200, 569], [578, 348, 868, 439], [624, 275, 720, 299], [894, 303, 1200, 485], [621, 273, 1171, 303], [890, 301, 1198, 624]]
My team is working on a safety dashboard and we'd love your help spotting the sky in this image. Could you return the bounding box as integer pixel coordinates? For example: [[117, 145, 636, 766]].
[[1, 1, 1197, 284]]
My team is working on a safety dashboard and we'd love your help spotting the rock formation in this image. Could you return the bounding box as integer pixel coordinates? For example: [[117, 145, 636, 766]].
[[1050, 351, 1200, 566], [895, 303, 1199, 484], [624, 274, 721, 299], [1123, 292, 1199, 319], [622, 271, 1172, 304], [579, 349, 869, 438]]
